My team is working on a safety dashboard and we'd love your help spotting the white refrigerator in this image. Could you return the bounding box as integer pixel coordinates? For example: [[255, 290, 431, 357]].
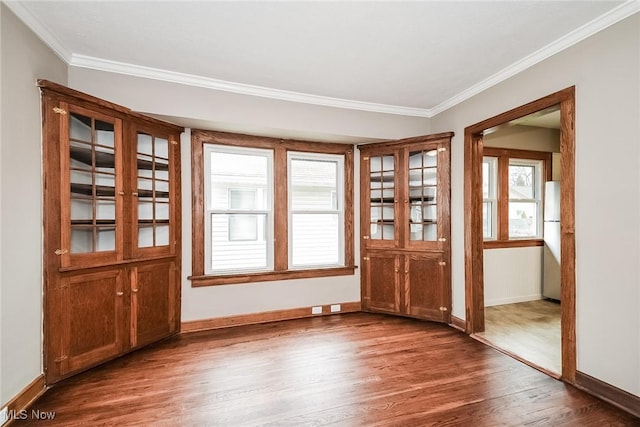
[[543, 181, 561, 300]]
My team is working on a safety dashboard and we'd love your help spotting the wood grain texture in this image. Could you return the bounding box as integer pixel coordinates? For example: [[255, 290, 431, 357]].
[[3, 375, 46, 426], [576, 371, 640, 419], [180, 301, 361, 332], [463, 87, 576, 383], [20, 313, 638, 426]]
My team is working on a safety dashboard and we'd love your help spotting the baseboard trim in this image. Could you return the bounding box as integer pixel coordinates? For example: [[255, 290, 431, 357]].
[[449, 315, 466, 332], [2, 375, 47, 426], [575, 371, 640, 419], [181, 301, 362, 333]]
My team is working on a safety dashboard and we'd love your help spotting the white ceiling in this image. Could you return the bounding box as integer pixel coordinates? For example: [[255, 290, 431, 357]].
[[7, 1, 637, 117]]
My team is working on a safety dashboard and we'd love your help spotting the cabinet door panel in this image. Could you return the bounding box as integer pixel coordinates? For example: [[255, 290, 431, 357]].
[[365, 253, 400, 313], [130, 123, 180, 259], [59, 269, 125, 376], [131, 261, 177, 348], [405, 254, 449, 322]]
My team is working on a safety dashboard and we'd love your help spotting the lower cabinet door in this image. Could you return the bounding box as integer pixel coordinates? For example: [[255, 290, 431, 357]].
[[130, 261, 178, 348], [53, 269, 126, 379], [404, 253, 450, 323], [364, 252, 401, 313]]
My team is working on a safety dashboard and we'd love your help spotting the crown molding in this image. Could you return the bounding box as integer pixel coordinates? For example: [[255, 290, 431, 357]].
[[70, 54, 432, 118], [430, 0, 640, 116], [7, 0, 638, 118], [3, 0, 72, 63]]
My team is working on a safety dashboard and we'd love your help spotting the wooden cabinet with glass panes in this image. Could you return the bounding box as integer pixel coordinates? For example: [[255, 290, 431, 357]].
[[358, 133, 453, 323], [40, 80, 182, 383]]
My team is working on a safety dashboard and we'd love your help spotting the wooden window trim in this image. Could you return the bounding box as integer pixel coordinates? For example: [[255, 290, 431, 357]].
[[483, 147, 552, 248], [190, 130, 355, 286]]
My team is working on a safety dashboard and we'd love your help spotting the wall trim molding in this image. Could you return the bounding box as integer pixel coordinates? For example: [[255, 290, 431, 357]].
[[70, 54, 432, 118], [1, 375, 47, 426], [484, 294, 543, 308], [430, 0, 640, 115], [181, 301, 362, 333], [449, 315, 466, 332], [575, 371, 640, 419], [7, 1, 638, 118]]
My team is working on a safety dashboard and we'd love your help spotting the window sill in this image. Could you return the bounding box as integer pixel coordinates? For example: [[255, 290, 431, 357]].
[[483, 239, 543, 249], [189, 266, 357, 287]]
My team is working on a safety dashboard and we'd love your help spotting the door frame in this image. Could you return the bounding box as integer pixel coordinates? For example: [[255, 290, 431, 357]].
[[463, 87, 576, 382]]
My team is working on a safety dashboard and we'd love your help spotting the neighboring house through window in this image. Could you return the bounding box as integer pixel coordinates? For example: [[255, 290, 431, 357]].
[[191, 130, 355, 286], [482, 147, 550, 247]]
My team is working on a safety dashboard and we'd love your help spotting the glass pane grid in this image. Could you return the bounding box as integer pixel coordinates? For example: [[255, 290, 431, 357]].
[[69, 112, 116, 253], [369, 156, 395, 240], [137, 132, 172, 249], [408, 150, 438, 242]]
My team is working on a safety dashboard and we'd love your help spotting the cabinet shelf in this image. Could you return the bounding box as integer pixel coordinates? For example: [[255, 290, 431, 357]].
[[70, 146, 115, 168], [137, 157, 169, 171], [370, 197, 435, 204], [70, 183, 169, 198], [71, 183, 116, 197], [71, 219, 116, 226]]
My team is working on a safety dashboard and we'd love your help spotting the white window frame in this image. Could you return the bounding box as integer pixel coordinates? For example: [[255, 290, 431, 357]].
[[287, 151, 345, 269], [482, 156, 498, 240], [203, 144, 274, 275], [508, 158, 543, 239]]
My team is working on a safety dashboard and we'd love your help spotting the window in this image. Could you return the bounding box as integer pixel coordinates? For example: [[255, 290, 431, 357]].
[[191, 130, 355, 286], [482, 148, 550, 247], [508, 159, 543, 238], [288, 152, 344, 268], [204, 145, 273, 274], [482, 157, 498, 239]]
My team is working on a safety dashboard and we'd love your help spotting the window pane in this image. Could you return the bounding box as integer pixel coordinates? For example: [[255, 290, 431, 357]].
[[229, 214, 259, 241], [509, 202, 538, 238], [229, 189, 256, 210], [483, 201, 492, 239], [211, 213, 268, 272], [290, 159, 337, 210], [509, 165, 535, 199], [210, 152, 268, 210], [291, 214, 339, 267]]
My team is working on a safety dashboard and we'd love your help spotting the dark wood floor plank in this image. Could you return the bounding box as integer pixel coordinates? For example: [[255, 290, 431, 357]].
[[19, 313, 639, 426]]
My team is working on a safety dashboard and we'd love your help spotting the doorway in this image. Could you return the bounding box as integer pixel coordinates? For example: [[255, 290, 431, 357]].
[[463, 87, 576, 382]]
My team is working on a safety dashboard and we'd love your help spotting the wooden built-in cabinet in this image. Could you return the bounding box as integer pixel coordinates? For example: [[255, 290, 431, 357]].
[[359, 133, 452, 323], [40, 80, 182, 383]]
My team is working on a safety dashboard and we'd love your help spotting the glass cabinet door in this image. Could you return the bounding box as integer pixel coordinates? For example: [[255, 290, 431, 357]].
[[407, 147, 439, 243], [368, 154, 396, 242], [63, 105, 122, 266], [134, 129, 174, 255]]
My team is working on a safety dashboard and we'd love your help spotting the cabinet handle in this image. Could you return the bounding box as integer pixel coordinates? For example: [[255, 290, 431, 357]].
[[132, 192, 139, 197], [54, 248, 69, 256], [394, 269, 399, 273], [116, 291, 124, 296], [118, 191, 125, 196], [132, 288, 139, 293]]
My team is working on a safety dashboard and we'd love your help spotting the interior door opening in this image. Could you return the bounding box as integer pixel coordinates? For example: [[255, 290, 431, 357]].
[[463, 87, 576, 382]]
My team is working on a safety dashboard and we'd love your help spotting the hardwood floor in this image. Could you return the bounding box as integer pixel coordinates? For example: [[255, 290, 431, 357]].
[[478, 300, 562, 375], [19, 313, 638, 426]]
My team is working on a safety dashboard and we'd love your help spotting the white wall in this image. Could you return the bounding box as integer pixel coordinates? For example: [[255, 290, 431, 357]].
[[484, 247, 542, 307], [431, 14, 640, 396], [0, 4, 68, 406]]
